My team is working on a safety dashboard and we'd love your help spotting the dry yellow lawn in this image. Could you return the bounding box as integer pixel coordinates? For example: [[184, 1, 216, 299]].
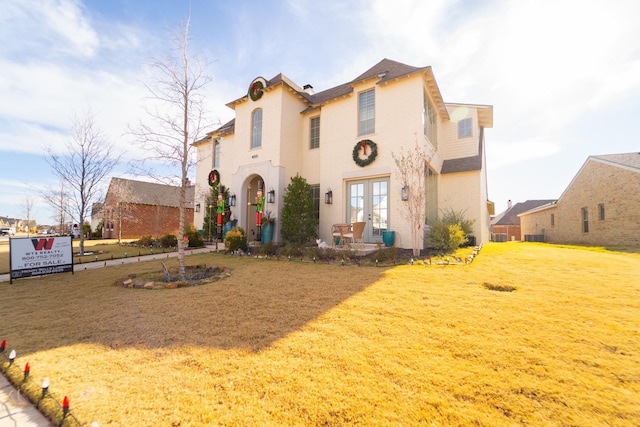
[[1, 242, 639, 426]]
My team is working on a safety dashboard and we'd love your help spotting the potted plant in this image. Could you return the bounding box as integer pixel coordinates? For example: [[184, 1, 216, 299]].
[[261, 210, 276, 243]]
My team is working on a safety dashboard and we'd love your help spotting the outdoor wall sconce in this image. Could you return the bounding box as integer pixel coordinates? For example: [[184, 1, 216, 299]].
[[229, 193, 236, 206], [401, 186, 409, 201], [325, 188, 333, 204], [195, 203, 201, 213], [267, 188, 275, 203]]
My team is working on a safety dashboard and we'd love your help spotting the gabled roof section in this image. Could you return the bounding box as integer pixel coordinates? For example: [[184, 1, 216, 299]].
[[351, 58, 424, 84], [557, 152, 640, 203], [591, 152, 640, 171], [107, 178, 195, 208], [193, 119, 235, 146], [494, 200, 557, 225], [308, 58, 449, 119]]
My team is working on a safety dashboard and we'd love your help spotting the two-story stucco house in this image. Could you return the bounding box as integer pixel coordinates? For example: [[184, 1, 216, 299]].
[[193, 59, 493, 249]]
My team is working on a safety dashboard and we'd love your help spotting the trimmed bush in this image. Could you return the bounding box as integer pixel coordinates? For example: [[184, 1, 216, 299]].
[[159, 234, 178, 248], [224, 226, 247, 252]]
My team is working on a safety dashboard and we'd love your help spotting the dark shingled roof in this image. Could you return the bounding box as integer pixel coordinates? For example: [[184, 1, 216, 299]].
[[108, 178, 194, 208], [493, 200, 557, 226], [216, 58, 445, 133]]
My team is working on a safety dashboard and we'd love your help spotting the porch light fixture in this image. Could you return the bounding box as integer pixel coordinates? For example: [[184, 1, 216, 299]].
[[229, 193, 236, 207], [195, 203, 201, 213], [267, 188, 275, 203], [401, 186, 409, 201], [325, 188, 333, 204]]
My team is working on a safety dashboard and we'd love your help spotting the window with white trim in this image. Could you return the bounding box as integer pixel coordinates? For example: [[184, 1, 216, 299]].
[[458, 118, 472, 139], [213, 139, 221, 167], [251, 109, 262, 148], [358, 89, 375, 136], [310, 116, 320, 149]]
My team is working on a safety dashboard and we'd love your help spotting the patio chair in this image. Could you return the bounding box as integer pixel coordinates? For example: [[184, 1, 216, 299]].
[[344, 221, 366, 248], [331, 223, 351, 247]]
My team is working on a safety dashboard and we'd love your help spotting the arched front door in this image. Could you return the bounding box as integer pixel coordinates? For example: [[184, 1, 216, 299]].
[[347, 178, 389, 244], [245, 176, 265, 242]]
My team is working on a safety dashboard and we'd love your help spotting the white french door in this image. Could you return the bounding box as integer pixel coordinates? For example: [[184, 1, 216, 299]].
[[347, 178, 389, 243]]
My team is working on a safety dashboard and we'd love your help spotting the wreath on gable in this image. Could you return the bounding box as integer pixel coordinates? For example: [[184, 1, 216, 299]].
[[248, 80, 264, 101], [352, 139, 378, 167], [208, 169, 220, 187]]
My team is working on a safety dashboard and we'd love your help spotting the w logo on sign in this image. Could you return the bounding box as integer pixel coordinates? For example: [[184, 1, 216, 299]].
[[31, 238, 55, 251]]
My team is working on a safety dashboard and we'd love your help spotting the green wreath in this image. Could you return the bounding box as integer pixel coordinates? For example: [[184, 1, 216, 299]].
[[248, 80, 264, 101], [352, 139, 378, 167], [208, 169, 220, 187]]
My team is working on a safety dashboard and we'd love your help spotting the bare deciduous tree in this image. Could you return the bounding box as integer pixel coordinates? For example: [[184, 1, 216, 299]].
[[45, 110, 121, 255], [41, 181, 69, 235], [130, 18, 211, 280], [22, 196, 35, 236], [392, 138, 435, 257]]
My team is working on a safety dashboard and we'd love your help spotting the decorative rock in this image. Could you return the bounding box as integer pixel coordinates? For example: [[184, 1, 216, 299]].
[[166, 283, 178, 289], [143, 282, 155, 289], [123, 279, 133, 286]]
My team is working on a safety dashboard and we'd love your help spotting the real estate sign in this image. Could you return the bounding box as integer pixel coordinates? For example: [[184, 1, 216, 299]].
[[10, 236, 73, 282]]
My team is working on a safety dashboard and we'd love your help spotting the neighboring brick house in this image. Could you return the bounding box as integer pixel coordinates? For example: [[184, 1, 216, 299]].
[[519, 153, 640, 246], [491, 199, 556, 241], [193, 59, 494, 248], [102, 178, 195, 239]]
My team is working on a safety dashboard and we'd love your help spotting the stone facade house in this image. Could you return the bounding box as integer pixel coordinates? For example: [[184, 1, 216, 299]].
[[102, 178, 195, 240], [519, 153, 640, 246], [491, 199, 556, 241], [193, 59, 494, 249]]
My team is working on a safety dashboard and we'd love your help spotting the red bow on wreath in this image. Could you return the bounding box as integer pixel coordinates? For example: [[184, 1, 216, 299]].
[[361, 140, 367, 155]]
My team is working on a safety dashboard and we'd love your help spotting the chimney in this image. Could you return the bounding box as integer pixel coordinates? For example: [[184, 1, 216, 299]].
[[507, 199, 512, 209], [303, 84, 314, 95]]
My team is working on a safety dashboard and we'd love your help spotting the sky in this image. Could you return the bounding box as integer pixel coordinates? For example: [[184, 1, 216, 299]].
[[1, 0, 639, 225]]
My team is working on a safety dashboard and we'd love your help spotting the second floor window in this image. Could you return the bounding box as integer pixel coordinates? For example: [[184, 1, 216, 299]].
[[582, 207, 589, 233], [423, 90, 437, 146], [213, 139, 220, 167], [358, 89, 375, 136], [310, 116, 320, 149], [458, 118, 472, 139], [251, 109, 262, 148]]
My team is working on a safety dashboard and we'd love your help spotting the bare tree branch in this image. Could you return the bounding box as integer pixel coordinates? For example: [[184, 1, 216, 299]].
[[129, 18, 212, 280], [392, 136, 435, 256], [45, 110, 122, 254]]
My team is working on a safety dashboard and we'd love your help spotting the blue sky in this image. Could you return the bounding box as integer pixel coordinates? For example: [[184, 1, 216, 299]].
[[1, 0, 639, 225]]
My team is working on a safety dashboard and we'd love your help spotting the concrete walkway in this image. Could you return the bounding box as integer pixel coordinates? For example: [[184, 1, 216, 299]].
[[0, 374, 52, 426], [0, 245, 221, 283]]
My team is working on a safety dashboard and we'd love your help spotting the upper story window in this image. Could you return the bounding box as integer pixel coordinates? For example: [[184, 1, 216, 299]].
[[458, 118, 472, 139], [358, 89, 375, 136], [310, 116, 320, 149], [251, 109, 263, 148], [423, 90, 437, 147], [598, 203, 605, 220], [213, 139, 221, 167]]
